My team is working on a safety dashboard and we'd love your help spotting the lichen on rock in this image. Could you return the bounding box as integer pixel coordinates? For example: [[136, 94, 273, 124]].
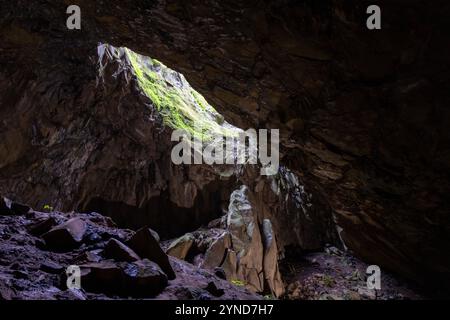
[[124, 47, 239, 140]]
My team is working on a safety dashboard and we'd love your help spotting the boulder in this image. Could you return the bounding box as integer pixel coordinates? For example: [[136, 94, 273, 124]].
[[166, 233, 194, 260], [74, 249, 103, 263], [127, 227, 176, 279], [103, 238, 140, 262], [202, 231, 231, 269], [10, 201, 31, 215], [0, 198, 30, 215], [80, 259, 168, 297], [204, 281, 225, 297], [40, 261, 64, 274], [42, 218, 87, 252], [79, 260, 124, 294], [0, 198, 12, 215], [28, 217, 57, 236], [122, 259, 168, 297]]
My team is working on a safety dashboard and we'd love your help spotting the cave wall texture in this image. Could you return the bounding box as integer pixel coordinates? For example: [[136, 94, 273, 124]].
[[1, 0, 450, 289]]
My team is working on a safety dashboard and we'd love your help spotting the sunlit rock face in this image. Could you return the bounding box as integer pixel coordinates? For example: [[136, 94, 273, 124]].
[[1, 0, 450, 290]]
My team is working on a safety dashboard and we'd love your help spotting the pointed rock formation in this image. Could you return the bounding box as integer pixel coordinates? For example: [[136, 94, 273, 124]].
[[103, 238, 140, 262], [127, 227, 176, 280], [42, 218, 87, 252]]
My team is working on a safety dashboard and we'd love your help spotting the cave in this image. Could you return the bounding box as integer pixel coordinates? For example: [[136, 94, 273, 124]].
[[1, 0, 450, 304]]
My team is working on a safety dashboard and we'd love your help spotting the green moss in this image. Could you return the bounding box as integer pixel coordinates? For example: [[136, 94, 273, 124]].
[[231, 279, 246, 287], [125, 48, 238, 140]]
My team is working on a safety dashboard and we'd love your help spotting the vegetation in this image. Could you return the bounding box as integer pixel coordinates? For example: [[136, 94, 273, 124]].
[[322, 275, 335, 287], [125, 49, 239, 141], [231, 279, 246, 287]]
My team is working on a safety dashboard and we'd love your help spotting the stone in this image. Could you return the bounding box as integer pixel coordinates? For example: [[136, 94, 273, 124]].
[[204, 281, 224, 297], [127, 227, 176, 279], [40, 261, 64, 274], [80, 259, 168, 297], [166, 233, 194, 260], [103, 238, 140, 262], [202, 231, 231, 269], [262, 219, 284, 297], [10, 201, 31, 215], [42, 218, 87, 252], [122, 259, 168, 297], [27, 217, 57, 236], [79, 260, 125, 295], [74, 250, 103, 263], [0, 198, 12, 215], [0, 198, 30, 215], [227, 186, 264, 293], [0, 277, 15, 300], [221, 249, 238, 281], [214, 267, 227, 280]]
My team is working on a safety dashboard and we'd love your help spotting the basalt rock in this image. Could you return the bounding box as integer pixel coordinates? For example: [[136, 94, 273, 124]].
[[0, 204, 260, 300], [27, 217, 57, 236], [103, 238, 140, 262], [127, 228, 176, 280], [166, 233, 195, 260], [42, 218, 87, 252], [80, 259, 168, 297], [0, 198, 30, 216], [0, 198, 11, 215]]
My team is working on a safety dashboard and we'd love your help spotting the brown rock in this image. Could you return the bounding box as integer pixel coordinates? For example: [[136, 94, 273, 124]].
[[221, 249, 238, 280], [166, 233, 194, 260], [262, 219, 284, 297], [202, 231, 232, 269], [42, 218, 87, 252], [104, 238, 140, 262], [127, 227, 176, 279], [227, 186, 264, 293]]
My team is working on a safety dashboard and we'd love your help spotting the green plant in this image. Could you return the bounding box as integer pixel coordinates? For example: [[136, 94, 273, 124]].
[[43, 204, 53, 211], [322, 275, 335, 287], [231, 279, 246, 287]]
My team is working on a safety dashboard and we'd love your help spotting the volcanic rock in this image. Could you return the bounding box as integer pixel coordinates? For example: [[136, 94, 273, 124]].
[[103, 238, 140, 262], [202, 232, 232, 269], [27, 217, 57, 236], [127, 227, 176, 279], [42, 218, 87, 252], [0, 198, 12, 215], [166, 233, 195, 260]]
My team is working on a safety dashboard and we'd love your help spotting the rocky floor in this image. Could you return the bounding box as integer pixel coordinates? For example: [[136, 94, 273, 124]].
[[0, 197, 258, 300], [281, 247, 427, 300], [0, 196, 433, 300]]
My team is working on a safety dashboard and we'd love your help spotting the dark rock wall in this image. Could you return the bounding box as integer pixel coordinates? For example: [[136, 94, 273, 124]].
[[1, 0, 450, 288]]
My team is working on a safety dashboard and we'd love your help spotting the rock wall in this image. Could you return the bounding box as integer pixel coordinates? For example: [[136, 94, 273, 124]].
[[1, 0, 450, 289]]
